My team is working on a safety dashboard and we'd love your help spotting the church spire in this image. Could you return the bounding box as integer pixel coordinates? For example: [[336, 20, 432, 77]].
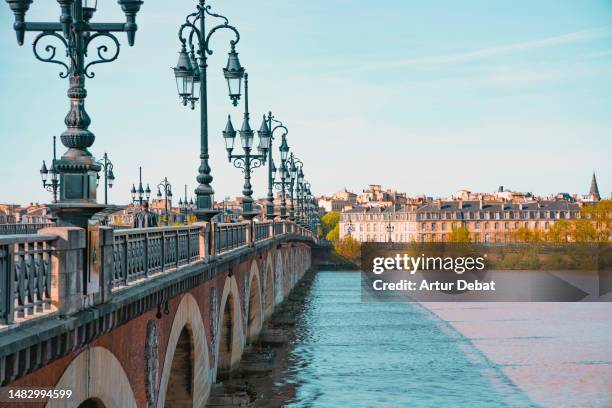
[[589, 172, 601, 201]]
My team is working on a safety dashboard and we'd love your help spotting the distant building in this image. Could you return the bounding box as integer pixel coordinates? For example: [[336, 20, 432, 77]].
[[582, 173, 601, 203], [317, 188, 357, 213], [413, 199, 579, 243]]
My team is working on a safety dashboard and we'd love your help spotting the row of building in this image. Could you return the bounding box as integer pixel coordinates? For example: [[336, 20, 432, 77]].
[[334, 174, 605, 243]]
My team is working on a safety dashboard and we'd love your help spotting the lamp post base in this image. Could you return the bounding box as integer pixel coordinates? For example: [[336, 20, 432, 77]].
[[193, 208, 221, 223], [48, 203, 108, 229], [241, 211, 260, 221]]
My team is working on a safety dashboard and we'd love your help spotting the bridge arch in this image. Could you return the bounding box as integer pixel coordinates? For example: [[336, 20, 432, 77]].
[[77, 398, 106, 408], [263, 253, 274, 318], [157, 293, 210, 408], [274, 250, 284, 304], [49, 347, 136, 408], [246, 261, 263, 343], [216, 275, 244, 380]]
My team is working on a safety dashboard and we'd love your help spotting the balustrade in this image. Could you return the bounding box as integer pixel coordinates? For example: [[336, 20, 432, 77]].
[[0, 234, 57, 324]]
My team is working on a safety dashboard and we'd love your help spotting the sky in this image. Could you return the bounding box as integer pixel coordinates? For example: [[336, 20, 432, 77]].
[[0, 0, 611, 206]]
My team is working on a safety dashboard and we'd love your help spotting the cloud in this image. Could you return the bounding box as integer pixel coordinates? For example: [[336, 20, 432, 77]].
[[360, 26, 612, 71]]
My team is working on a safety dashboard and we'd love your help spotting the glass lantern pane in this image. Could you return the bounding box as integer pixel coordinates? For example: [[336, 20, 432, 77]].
[[83, 0, 97, 10], [224, 134, 235, 150], [227, 77, 242, 97], [242, 134, 253, 149]]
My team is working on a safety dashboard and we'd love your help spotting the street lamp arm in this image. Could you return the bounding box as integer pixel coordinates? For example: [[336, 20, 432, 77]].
[[232, 157, 247, 170], [84, 32, 121, 78], [178, 22, 203, 48], [204, 23, 240, 56], [32, 32, 69, 78], [202, 4, 229, 25], [271, 123, 288, 139]]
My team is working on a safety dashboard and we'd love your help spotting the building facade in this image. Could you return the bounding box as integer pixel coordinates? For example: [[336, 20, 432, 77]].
[[340, 199, 581, 243]]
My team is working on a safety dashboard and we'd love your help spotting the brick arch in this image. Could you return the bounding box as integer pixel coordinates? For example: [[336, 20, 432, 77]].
[[49, 347, 136, 408], [283, 250, 291, 296], [264, 252, 275, 318], [274, 250, 284, 305], [216, 275, 244, 380], [157, 293, 210, 408], [246, 261, 263, 343]]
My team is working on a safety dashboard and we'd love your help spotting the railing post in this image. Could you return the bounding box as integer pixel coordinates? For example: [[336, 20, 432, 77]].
[[269, 221, 274, 240], [194, 222, 213, 260], [40, 227, 86, 317], [247, 221, 254, 247], [0, 243, 15, 324], [98, 227, 114, 304]]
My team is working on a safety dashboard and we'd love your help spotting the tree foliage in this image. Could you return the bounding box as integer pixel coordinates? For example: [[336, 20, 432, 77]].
[[320, 211, 340, 237], [447, 227, 471, 242], [510, 200, 612, 243], [326, 224, 339, 242], [334, 236, 361, 263]]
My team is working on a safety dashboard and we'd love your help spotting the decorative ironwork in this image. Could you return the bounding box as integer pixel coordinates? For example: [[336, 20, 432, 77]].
[[84, 32, 121, 78], [112, 226, 201, 289], [32, 32, 69, 78]]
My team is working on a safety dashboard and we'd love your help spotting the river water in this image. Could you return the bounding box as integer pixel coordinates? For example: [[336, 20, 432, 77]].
[[246, 271, 611, 407], [272, 271, 537, 407]]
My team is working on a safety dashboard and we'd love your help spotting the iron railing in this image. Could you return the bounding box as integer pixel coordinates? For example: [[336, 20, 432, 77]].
[[0, 223, 55, 236], [112, 226, 201, 289], [0, 234, 57, 324], [254, 221, 272, 242], [214, 222, 248, 254], [274, 221, 284, 235]]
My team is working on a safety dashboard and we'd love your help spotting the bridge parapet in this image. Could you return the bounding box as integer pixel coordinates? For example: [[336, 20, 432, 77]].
[[0, 220, 314, 330]]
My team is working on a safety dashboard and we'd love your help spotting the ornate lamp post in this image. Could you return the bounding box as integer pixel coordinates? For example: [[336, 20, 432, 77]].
[[222, 73, 270, 219], [287, 153, 303, 222], [173, 0, 245, 222], [40, 136, 60, 203], [296, 168, 305, 224], [270, 159, 290, 219], [5, 0, 144, 227], [264, 113, 289, 219], [304, 182, 313, 231], [386, 222, 394, 243], [96, 152, 115, 205], [130, 166, 150, 205], [156, 178, 173, 226], [178, 184, 194, 225]]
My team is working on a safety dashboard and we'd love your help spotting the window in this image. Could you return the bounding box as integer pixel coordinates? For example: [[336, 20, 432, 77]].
[[475, 221, 480, 230]]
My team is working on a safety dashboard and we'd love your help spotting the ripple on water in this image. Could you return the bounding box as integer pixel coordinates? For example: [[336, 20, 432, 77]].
[[281, 271, 538, 408]]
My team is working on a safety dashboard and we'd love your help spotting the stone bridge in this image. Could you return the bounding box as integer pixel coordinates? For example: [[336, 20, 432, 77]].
[[0, 220, 316, 407]]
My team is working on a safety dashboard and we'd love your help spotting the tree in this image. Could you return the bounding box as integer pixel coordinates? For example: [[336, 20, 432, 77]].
[[447, 227, 470, 242], [545, 219, 572, 243], [513, 227, 542, 242], [326, 224, 339, 242], [577, 200, 612, 242], [320, 211, 340, 237], [334, 236, 361, 262]]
